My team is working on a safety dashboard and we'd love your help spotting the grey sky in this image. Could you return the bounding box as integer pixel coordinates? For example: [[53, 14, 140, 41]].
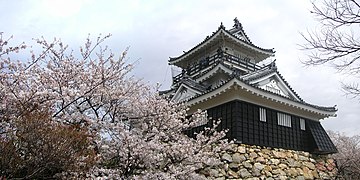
[[1, 0, 359, 135]]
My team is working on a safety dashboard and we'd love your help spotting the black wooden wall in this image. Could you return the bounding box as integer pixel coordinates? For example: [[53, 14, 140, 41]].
[[186, 100, 337, 154]]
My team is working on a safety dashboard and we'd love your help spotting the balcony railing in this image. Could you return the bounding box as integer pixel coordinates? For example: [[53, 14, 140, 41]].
[[172, 50, 262, 84]]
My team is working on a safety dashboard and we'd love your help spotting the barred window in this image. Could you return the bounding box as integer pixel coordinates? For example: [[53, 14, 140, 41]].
[[277, 112, 291, 127], [300, 118, 306, 130], [259, 108, 266, 122]]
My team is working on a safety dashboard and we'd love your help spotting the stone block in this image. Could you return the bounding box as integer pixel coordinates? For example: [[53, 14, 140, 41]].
[[270, 158, 280, 165], [242, 161, 253, 169], [255, 156, 266, 163], [237, 146, 246, 154], [278, 163, 288, 169], [232, 153, 246, 163], [229, 162, 239, 171], [222, 153, 233, 162], [302, 167, 314, 180], [250, 152, 258, 158], [286, 167, 298, 177], [273, 151, 287, 159], [303, 162, 315, 170], [227, 169, 239, 178], [239, 168, 252, 178], [272, 168, 285, 175], [298, 155, 308, 161], [253, 162, 265, 171]]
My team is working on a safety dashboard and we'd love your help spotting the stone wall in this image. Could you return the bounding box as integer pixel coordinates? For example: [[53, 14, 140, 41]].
[[202, 144, 337, 180]]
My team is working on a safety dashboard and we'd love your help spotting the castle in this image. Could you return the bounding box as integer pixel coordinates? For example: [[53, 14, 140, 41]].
[[162, 18, 337, 154]]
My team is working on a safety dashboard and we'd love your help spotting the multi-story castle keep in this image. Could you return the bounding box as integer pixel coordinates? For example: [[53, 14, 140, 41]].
[[162, 18, 337, 154]]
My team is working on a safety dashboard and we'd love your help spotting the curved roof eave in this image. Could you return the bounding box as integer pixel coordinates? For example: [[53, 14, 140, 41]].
[[222, 29, 275, 56], [169, 28, 275, 65], [186, 78, 337, 118], [194, 62, 234, 82], [171, 83, 203, 102]]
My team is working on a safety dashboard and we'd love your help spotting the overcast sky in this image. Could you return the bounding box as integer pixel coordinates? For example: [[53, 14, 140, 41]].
[[1, 0, 359, 135]]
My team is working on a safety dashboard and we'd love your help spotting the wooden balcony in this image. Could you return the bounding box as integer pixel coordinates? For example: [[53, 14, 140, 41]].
[[172, 50, 262, 85]]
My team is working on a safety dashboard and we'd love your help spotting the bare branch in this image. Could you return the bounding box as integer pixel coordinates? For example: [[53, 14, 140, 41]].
[[342, 82, 360, 97], [302, 0, 360, 98]]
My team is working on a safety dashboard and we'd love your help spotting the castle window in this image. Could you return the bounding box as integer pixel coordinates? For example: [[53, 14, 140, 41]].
[[300, 118, 306, 130], [259, 108, 266, 122], [277, 112, 291, 127]]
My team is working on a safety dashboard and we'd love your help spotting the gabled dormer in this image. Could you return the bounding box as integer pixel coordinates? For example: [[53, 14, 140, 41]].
[[171, 77, 206, 102], [241, 61, 302, 101]]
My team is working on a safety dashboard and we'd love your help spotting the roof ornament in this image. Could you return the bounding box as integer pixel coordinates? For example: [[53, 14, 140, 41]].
[[218, 22, 225, 30], [233, 17, 242, 29], [269, 60, 277, 70]]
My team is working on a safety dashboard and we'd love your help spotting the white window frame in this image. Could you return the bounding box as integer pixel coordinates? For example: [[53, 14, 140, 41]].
[[259, 107, 266, 122], [277, 112, 291, 127], [300, 118, 306, 130]]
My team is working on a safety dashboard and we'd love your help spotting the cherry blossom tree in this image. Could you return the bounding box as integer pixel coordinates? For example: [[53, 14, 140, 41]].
[[328, 131, 360, 179], [0, 33, 231, 179]]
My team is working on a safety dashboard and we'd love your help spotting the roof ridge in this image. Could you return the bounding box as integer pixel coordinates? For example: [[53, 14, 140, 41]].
[[180, 77, 207, 92], [231, 17, 252, 44], [187, 76, 336, 112], [169, 20, 275, 63]]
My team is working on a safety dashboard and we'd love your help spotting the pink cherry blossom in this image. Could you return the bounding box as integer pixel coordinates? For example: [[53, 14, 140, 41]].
[[0, 33, 232, 179]]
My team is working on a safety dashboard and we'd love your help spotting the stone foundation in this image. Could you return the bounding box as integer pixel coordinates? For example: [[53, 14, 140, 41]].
[[203, 144, 337, 179]]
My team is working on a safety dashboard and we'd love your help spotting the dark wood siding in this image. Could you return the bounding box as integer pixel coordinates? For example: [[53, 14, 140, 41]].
[[203, 100, 334, 153], [184, 100, 336, 154]]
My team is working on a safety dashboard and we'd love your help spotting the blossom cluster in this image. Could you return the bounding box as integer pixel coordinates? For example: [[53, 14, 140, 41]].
[[0, 34, 232, 179]]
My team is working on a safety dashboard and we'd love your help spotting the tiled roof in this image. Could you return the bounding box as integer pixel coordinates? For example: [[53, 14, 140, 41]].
[[229, 17, 252, 44], [308, 121, 338, 154], [186, 75, 337, 113], [192, 60, 304, 103], [241, 64, 277, 81], [241, 62, 303, 102], [169, 22, 274, 63], [193, 61, 233, 81], [180, 76, 207, 93], [166, 58, 336, 113]]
